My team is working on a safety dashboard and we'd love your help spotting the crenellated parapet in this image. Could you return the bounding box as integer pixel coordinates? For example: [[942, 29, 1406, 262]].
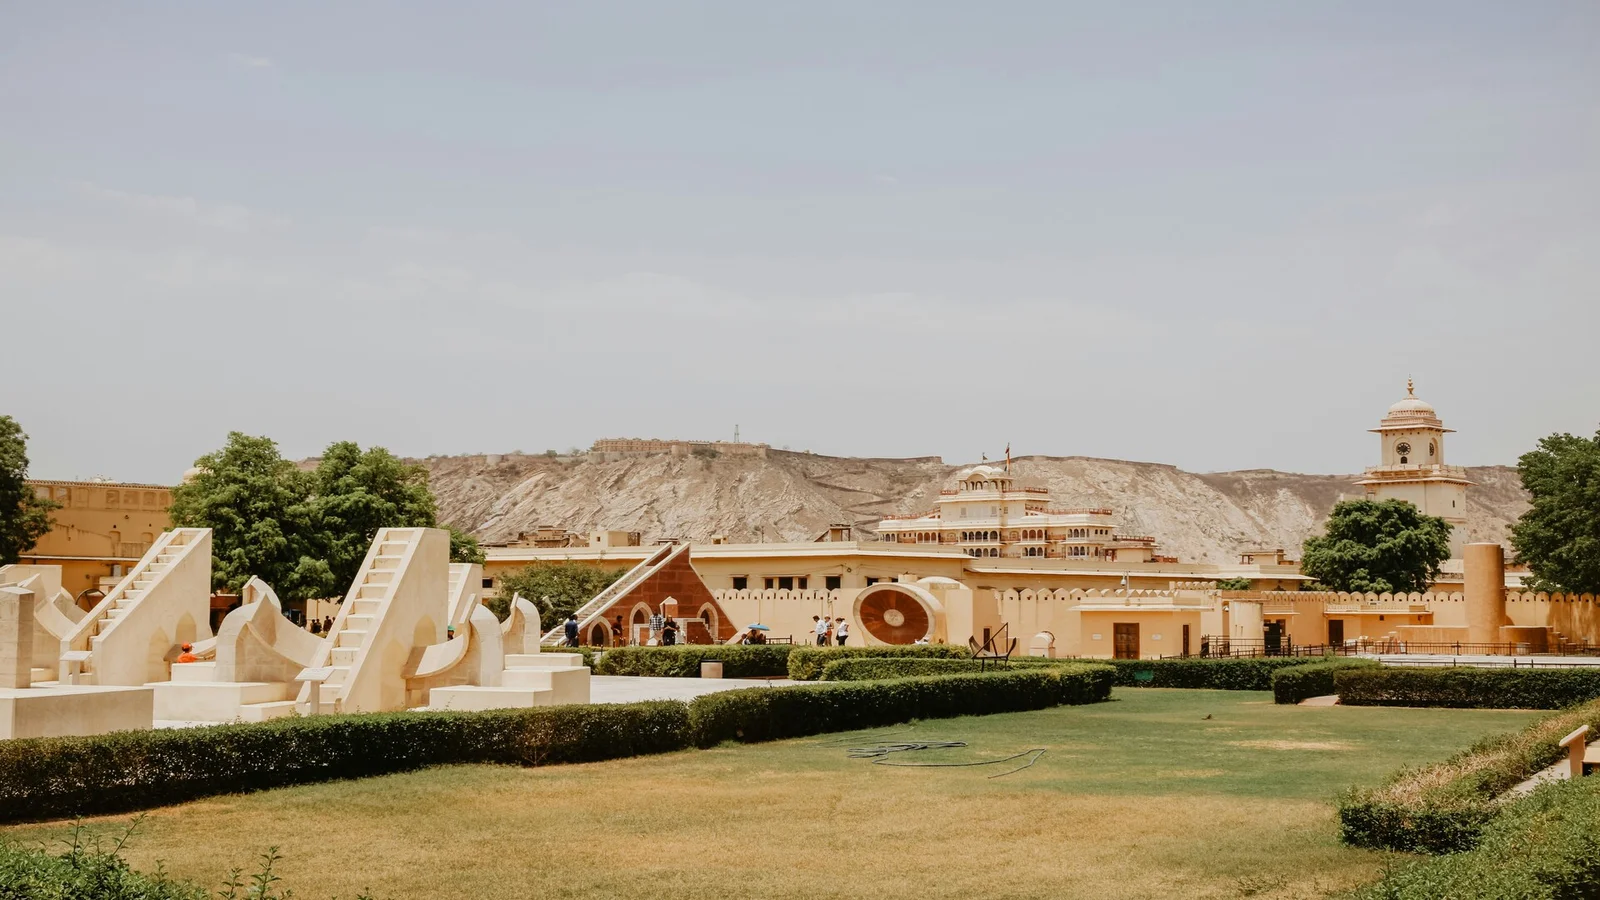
[[712, 588, 843, 605]]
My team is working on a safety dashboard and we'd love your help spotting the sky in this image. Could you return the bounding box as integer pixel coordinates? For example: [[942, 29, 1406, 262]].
[[4, 1, 1597, 484]]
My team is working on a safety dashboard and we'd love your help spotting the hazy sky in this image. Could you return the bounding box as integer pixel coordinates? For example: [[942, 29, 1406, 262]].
[[5, 2, 1597, 484]]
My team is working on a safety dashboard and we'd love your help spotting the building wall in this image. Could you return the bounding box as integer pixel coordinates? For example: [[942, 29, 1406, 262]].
[[21, 481, 173, 603]]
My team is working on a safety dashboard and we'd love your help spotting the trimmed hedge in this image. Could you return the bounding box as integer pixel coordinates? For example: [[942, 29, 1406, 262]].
[[688, 664, 1115, 747], [595, 644, 794, 678], [0, 701, 690, 825], [1336, 666, 1600, 710], [1349, 776, 1600, 899], [1101, 657, 1331, 691], [1271, 659, 1380, 705], [540, 644, 600, 668], [821, 656, 1062, 681], [1339, 698, 1600, 854], [786, 645, 974, 681]]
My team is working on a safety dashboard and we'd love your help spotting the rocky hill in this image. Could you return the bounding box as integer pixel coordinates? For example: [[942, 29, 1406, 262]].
[[419, 450, 1529, 564]]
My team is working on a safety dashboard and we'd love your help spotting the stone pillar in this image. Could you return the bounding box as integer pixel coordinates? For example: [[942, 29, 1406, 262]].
[[0, 586, 34, 689], [1464, 543, 1508, 647]]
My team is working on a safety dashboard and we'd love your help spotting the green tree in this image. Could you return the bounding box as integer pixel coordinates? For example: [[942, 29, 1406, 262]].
[[173, 433, 485, 601], [1215, 577, 1253, 591], [307, 442, 438, 593], [1511, 429, 1600, 593], [0, 416, 58, 565], [447, 526, 485, 565], [490, 561, 625, 623], [169, 433, 332, 599], [1301, 499, 1452, 594]]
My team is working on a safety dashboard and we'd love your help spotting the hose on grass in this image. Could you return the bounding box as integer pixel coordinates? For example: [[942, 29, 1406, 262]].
[[845, 741, 1048, 779]]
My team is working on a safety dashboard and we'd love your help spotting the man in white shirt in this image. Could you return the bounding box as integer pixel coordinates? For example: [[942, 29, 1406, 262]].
[[835, 618, 849, 646], [814, 616, 829, 646]]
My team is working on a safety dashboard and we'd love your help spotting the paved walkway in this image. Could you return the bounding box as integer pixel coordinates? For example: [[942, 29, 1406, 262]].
[[589, 675, 798, 704]]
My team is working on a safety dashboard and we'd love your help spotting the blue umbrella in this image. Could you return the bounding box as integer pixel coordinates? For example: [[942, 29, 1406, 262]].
[[746, 623, 771, 631]]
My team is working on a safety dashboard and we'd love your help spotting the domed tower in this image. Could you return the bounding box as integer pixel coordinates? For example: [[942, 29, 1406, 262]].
[[1355, 379, 1472, 558]]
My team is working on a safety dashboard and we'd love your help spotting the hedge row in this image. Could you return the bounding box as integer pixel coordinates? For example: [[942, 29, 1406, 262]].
[[786, 645, 973, 681], [1336, 666, 1600, 710], [820, 656, 1063, 681], [1270, 659, 1380, 705], [1339, 698, 1600, 854], [594, 644, 795, 678], [0, 701, 689, 825], [0, 665, 1114, 824], [1350, 776, 1600, 899], [1099, 656, 1333, 691], [689, 664, 1115, 746]]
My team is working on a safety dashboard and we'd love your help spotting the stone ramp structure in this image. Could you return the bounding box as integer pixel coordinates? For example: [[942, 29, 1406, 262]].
[[543, 542, 734, 647], [57, 528, 212, 686], [151, 577, 324, 722]]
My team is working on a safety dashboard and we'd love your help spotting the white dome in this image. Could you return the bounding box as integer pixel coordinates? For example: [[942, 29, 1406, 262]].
[[1387, 396, 1436, 416], [960, 464, 1005, 478]]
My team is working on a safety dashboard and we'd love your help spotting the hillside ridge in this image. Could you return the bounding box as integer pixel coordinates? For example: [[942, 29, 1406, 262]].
[[417, 449, 1529, 565]]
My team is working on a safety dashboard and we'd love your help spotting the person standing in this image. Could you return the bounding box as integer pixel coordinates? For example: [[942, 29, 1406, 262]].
[[814, 615, 829, 646], [662, 619, 678, 646], [835, 618, 849, 646], [564, 614, 580, 647]]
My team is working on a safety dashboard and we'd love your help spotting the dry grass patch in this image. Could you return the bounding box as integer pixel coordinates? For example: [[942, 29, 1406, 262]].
[[0, 690, 1538, 900], [1230, 740, 1355, 752]]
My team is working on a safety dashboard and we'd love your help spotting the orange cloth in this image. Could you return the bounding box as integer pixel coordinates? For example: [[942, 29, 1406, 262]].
[[177, 653, 198, 663]]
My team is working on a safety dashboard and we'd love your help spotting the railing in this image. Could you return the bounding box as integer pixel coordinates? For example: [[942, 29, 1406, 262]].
[[1187, 636, 1600, 660]]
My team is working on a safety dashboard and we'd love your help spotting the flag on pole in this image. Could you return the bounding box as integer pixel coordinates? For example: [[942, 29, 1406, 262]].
[[1005, 443, 1011, 472]]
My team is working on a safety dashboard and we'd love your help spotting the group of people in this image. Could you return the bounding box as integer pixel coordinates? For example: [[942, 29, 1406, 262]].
[[813, 615, 849, 646], [307, 615, 334, 636]]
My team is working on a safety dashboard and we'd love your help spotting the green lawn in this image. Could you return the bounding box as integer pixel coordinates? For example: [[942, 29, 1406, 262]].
[[1, 690, 1539, 900]]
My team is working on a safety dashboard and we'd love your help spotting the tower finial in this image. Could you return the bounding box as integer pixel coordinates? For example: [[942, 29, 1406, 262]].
[[1407, 376, 1414, 397]]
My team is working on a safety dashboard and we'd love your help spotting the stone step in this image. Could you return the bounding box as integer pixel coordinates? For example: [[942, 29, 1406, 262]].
[[351, 599, 382, 615], [499, 668, 555, 690], [357, 585, 387, 599], [240, 700, 300, 722], [331, 646, 358, 666], [345, 614, 374, 631], [427, 685, 552, 712], [335, 629, 367, 648], [169, 661, 217, 683], [505, 653, 585, 669]]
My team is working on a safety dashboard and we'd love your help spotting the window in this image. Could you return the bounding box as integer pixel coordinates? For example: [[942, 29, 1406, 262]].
[[731, 576, 748, 590], [763, 577, 775, 590], [865, 577, 879, 586], [481, 577, 494, 589], [777, 576, 795, 590], [796, 577, 808, 590], [824, 575, 841, 591]]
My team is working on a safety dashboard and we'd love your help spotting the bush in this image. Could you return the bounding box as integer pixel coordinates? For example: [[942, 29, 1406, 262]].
[[0, 837, 207, 900], [0, 701, 689, 825], [1271, 659, 1380, 704], [1101, 657, 1328, 691], [595, 644, 794, 678], [1336, 667, 1600, 710], [821, 656, 1061, 681], [786, 645, 972, 681], [689, 664, 1115, 747], [1339, 699, 1600, 853], [1350, 776, 1600, 899]]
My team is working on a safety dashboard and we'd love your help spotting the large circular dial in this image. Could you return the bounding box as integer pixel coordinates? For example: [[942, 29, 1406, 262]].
[[1395, 441, 1411, 457]]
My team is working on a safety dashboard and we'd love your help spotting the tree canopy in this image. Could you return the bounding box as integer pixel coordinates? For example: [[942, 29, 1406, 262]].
[[490, 562, 626, 623], [171, 433, 480, 600], [1511, 429, 1600, 593], [0, 416, 58, 565], [1301, 499, 1452, 594]]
